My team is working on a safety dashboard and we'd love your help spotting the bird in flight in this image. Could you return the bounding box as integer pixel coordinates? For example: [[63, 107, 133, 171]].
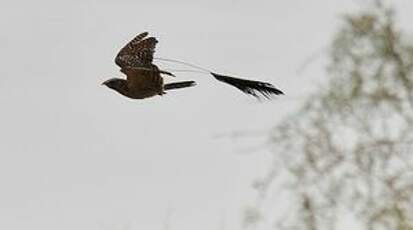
[[102, 32, 284, 99]]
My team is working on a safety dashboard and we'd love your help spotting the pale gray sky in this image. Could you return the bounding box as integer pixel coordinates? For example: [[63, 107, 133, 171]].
[[0, 1, 412, 230]]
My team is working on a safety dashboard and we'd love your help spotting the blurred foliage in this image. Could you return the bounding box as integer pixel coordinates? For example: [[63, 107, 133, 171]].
[[250, 2, 413, 230]]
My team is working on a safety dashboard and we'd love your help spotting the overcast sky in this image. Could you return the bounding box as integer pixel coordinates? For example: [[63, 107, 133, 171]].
[[0, 1, 412, 230]]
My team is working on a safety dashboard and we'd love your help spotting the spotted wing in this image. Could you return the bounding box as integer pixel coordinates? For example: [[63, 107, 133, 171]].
[[115, 32, 158, 69]]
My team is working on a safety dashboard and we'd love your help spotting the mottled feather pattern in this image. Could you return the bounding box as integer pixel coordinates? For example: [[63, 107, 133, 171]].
[[115, 32, 158, 68], [117, 32, 148, 57], [127, 32, 148, 48], [134, 37, 157, 65]]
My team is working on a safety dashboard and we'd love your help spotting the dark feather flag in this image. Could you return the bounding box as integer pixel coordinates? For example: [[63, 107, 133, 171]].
[[211, 72, 284, 99]]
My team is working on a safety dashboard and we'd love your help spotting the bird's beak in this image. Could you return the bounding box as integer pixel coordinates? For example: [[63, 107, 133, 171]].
[[101, 80, 108, 86]]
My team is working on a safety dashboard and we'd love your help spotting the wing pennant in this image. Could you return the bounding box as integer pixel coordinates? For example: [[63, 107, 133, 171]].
[[211, 72, 284, 98]]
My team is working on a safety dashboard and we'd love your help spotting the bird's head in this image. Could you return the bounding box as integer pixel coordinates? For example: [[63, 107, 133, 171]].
[[102, 78, 126, 89], [102, 78, 128, 95]]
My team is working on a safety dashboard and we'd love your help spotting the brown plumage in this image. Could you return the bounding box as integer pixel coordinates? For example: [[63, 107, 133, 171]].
[[102, 32, 283, 99], [103, 32, 195, 99]]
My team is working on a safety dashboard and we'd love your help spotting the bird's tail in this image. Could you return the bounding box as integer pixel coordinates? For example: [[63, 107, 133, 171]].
[[164, 81, 196, 91]]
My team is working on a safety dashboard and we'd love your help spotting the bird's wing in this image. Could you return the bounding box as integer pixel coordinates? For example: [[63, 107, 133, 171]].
[[115, 32, 158, 69]]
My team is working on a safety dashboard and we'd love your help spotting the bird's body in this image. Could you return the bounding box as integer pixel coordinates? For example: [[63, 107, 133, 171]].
[[121, 65, 164, 99], [102, 32, 283, 100], [103, 32, 195, 99]]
